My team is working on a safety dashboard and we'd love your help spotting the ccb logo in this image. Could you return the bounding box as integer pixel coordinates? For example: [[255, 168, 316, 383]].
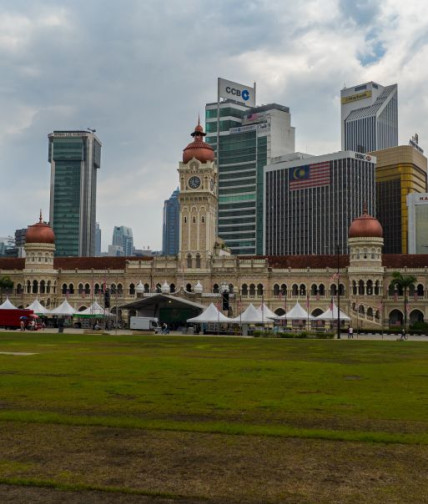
[[225, 86, 250, 101]]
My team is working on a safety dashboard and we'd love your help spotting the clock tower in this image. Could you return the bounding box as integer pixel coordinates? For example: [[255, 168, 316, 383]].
[[178, 121, 218, 267]]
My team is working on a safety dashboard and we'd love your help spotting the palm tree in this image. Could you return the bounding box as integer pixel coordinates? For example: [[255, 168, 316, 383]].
[[0, 275, 14, 303], [390, 272, 417, 331]]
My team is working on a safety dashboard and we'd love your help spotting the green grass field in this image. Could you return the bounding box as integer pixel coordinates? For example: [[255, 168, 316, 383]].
[[0, 333, 427, 503]]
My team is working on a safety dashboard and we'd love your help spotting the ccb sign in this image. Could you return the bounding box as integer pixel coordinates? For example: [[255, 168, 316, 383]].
[[218, 78, 255, 106]]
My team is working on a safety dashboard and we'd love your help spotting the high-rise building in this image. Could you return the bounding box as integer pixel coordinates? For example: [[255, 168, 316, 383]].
[[112, 226, 134, 256], [162, 188, 180, 255], [341, 81, 398, 153], [206, 79, 295, 255], [264, 151, 376, 255], [48, 130, 101, 257], [95, 222, 101, 256], [407, 193, 428, 254], [372, 144, 427, 253]]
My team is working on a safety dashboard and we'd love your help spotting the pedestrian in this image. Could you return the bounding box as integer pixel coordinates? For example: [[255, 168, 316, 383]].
[[348, 326, 353, 339]]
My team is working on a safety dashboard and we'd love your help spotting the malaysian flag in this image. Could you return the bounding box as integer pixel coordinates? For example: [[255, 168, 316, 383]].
[[289, 161, 330, 191]]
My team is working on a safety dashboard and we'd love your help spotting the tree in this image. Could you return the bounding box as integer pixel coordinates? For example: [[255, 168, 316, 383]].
[[390, 272, 417, 331], [0, 276, 14, 303]]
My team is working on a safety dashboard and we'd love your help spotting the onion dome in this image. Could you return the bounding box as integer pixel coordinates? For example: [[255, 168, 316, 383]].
[[161, 281, 170, 294], [26, 212, 55, 244], [349, 204, 383, 238], [194, 281, 203, 294], [135, 281, 145, 294], [183, 119, 215, 164]]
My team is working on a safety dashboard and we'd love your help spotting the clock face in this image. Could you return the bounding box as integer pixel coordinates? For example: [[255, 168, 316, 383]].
[[188, 176, 201, 189]]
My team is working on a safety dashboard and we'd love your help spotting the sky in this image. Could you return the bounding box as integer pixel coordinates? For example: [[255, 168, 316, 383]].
[[1, 0, 428, 251]]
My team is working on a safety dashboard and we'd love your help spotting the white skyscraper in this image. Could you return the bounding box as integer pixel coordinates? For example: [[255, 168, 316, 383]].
[[341, 81, 398, 153]]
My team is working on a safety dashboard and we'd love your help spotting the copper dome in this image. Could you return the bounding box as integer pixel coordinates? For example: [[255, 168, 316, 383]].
[[182, 122, 215, 164], [349, 205, 383, 238], [26, 213, 55, 244]]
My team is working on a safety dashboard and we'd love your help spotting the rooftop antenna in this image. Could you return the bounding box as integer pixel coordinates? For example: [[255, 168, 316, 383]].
[[87, 127, 96, 133]]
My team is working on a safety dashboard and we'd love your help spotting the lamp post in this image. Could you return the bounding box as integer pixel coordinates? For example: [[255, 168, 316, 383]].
[[336, 244, 341, 339]]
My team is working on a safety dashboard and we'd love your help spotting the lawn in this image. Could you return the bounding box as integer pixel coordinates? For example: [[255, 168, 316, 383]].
[[0, 333, 427, 503]]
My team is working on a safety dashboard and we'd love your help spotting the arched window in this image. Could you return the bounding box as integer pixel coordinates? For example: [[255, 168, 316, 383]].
[[213, 284, 219, 293], [409, 284, 416, 296], [47, 281, 51, 294], [249, 284, 256, 297], [417, 284, 424, 297], [375, 280, 380, 296], [281, 284, 287, 296], [319, 283, 325, 296], [16, 283, 23, 295], [201, 216, 205, 223], [187, 254, 192, 268], [375, 310, 380, 320], [144, 283, 150, 293], [117, 284, 123, 295], [40, 280, 46, 294], [78, 283, 84, 295], [170, 283, 176, 293], [241, 284, 248, 296], [195, 254, 201, 268], [389, 309, 403, 326], [85, 283, 90, 294], [339, 284, 345, 296], [330, 284, 337, 296], [311, 284, 317, 296], [388, 283, 395, 296], [273, 284, 280, 296], [257, 284, 263, 296], [367, 307, 373, 318], [358, 280, 364, 296], [410, 309, 424, 324], [299, 284, 306, 296], [186, 283, 192, 292], [155, 283, 161, 293], [129, 283, 135, 295], [95, 283, 100, 294], [68, 284, 74, 294], [352, 280, 357, 295], [32, 280, 38, 294], [110, 284, 116, 294], [366, 280, 373, 295], [292, 284, 298, 296], [359, 305, 365, 315], [62, 283, 67, 295]]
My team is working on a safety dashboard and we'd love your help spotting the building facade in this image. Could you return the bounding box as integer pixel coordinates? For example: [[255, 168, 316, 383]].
[[264, 151, 376, 255], [373, 145, 427, 254], [112, 226, 134, 256], [407, 193, 428, 254], [162, 188, 180, 256], [341, 81, 398, 153], [1, 122, 427, 331], [48, 130, 102, 257], [205, 96, 295, 255]]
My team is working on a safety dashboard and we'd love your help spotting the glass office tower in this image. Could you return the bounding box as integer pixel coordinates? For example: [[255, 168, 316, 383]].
[[162, 187, 180, 256], [205, 100, 295, 255], [48, 131, 101, 257]]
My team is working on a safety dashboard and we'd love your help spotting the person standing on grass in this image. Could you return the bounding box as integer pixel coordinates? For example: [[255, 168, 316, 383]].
[[348, 326, 353, 339]]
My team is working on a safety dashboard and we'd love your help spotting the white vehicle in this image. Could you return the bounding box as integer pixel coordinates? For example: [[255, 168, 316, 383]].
[[130, 316, 159, 331]]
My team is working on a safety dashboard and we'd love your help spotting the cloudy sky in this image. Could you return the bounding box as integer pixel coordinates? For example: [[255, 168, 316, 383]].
[[1, 0, 427, 251]]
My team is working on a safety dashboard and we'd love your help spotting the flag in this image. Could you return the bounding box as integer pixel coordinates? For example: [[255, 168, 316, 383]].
[[289, 161, 330, 191]]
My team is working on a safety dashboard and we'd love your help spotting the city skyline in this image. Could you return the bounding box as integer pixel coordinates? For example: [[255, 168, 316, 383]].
[[1, 1, 428, 250]]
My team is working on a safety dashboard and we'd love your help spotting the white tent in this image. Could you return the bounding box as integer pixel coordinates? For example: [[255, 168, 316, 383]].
[[316, 302, 351, 321], [49, 299, 76, 316], [231, 303, 266, 324], [187, 303, 233, 323], [0, 297, 17, 310], [75, 301, 113, 318], [276, 301, 314, 321], [258, 303, 277, 322], [26, 299, 50, 315]]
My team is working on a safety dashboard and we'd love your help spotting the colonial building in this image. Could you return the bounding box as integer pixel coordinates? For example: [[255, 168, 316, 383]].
[[0, 124, 427, 329]]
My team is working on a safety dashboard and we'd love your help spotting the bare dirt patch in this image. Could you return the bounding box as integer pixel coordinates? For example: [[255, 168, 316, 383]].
[[0, 422, 427, 503]]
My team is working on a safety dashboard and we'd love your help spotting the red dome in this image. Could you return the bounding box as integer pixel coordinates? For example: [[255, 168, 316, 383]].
[[26, 214, 55, 244], [182, 123, 215, 164], [349, 206, 383, 238]]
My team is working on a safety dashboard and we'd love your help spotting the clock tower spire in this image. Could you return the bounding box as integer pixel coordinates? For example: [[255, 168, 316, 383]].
[[178, 121, 218, 267]]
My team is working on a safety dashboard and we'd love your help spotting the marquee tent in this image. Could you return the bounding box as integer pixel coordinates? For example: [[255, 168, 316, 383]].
[[275, 301, 314, 321], [231, 303, 267, 324], [187, 303, 233, 324], [75, 301, 113, 318], [0, 297, 17, 310], [315, 302, 351, 321], [26, 299, 50, 315], [258, 303, 277, 321], [49, 299, 76, 316]]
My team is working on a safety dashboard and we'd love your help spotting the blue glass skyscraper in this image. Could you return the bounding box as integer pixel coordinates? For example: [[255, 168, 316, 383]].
[[162, 188, 180, 255]]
